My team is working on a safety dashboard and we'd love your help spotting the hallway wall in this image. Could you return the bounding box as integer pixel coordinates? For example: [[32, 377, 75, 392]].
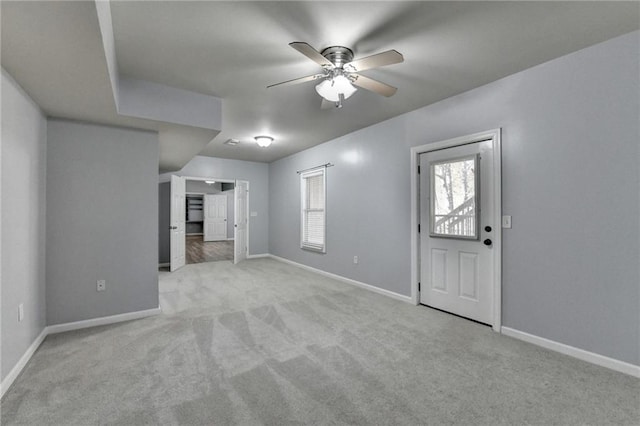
[[1, 69, 48, 383]]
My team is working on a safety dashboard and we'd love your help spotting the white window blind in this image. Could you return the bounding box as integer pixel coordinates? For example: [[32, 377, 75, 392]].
[[301, 167, 326, 252]]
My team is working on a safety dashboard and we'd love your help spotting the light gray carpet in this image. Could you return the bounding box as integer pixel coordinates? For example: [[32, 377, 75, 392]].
[[2, 258, 638, 425]]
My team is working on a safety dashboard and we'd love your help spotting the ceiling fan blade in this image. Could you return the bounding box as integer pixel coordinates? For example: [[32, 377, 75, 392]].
[[345, 50, 403, 72], [320, 99, 335, 110], [289, 42, 334, 68], [267, 73, 325, 89], [352, 74, 398, 97]]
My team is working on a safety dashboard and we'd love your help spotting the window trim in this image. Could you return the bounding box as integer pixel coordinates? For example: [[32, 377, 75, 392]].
[[300, 167, 326, 253]]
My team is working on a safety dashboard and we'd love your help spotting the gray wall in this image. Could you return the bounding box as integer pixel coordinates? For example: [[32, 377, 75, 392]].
[[160, 156, 269, 255], [158, 182, 170, 264], [1, 70, 47, 382], [46, 120, 159, 325], [269, 32, 639, 365]]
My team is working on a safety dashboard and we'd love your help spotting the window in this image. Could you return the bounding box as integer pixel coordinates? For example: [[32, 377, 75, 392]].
[[430, 155, 479, 239], [301, 167, 326, 252]]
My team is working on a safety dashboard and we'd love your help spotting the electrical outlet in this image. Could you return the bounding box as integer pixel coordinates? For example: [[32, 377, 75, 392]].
[[97, 280, 106, 292], [502, 215, 512, 229], [18, 304, 24, 322], [353, 256, 359, 264]]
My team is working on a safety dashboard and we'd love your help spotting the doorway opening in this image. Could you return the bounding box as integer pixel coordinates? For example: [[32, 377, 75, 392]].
[[159, 175, 249, 272], [410, 129, 502, 331], [185, 179, 235, 264]]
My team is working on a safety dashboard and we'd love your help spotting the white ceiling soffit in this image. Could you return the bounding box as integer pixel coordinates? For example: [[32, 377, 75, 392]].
[[95, 0, 222, 131], [116, 77, 222, 131], [1, 0, 220, 173], [3, 2, 639, 166], [158, 124, 220, 174]]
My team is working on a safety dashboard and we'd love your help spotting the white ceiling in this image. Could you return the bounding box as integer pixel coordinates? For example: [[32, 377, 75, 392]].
[[0, 0, 218, 172], [2, 1, 639, 168]]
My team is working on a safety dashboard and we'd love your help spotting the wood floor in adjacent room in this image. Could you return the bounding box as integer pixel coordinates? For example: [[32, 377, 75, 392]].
[[2, 259, 638, 425], [186, 235, 234, 263]]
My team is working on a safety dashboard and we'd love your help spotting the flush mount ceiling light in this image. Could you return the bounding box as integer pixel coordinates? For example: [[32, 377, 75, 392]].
[[254, 136, 273, 148]]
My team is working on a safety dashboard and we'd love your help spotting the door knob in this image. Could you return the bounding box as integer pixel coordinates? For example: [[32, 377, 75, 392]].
[[483, 239, 492, 246], [484, 226, 492, 232]]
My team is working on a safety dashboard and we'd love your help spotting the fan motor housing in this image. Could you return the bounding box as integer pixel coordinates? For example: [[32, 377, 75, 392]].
[[321, 46, 354, 68]]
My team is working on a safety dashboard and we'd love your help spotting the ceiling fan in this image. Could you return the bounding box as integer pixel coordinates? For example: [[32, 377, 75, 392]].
[[268, 42, 404, 109]]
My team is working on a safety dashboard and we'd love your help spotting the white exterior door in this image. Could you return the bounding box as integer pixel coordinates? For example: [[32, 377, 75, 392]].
[[234, 180, 248, 264], [419, 140, 495, 324], [204, 194, 227, 241], [170, 175, 186, 272]]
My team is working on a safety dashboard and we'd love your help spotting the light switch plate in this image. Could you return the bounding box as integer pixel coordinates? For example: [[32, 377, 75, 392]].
[[502, 215, 512, 229]]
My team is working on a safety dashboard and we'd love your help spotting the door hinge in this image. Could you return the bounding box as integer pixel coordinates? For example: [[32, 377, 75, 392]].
[[418, 224, 421, 233], [418, 165, 421, 174], [418, 282, 421, 292]]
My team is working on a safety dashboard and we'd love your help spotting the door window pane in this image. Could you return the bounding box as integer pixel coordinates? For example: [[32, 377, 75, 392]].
[[430, 155, 478, 239]]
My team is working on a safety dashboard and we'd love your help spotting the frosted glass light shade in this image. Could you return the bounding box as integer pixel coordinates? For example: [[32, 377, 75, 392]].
[[254, 136, 273, 147], [315, 75, 357, 102]]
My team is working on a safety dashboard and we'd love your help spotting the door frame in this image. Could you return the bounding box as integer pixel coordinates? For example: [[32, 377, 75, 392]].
[[181, 176, 248, 261], [410, 129, 502, 331], [160, 174, 250, 265]]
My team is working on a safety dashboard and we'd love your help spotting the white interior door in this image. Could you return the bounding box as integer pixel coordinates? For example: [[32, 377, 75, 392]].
[[204, 194, 227, 241], [170, 175, 186, 272], [419, 140, 495, 324], [234, 180, 248, 264]]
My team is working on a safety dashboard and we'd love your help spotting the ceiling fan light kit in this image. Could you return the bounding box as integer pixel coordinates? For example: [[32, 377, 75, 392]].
[[254, 136, 274, 148], [315, 74, 357, 102], [268, 42, 403, 109]]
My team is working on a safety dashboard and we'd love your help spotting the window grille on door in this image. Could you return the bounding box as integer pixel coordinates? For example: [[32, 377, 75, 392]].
[[429, 155, 479, 239]]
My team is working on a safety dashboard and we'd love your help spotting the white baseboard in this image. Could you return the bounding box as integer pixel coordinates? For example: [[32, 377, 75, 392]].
[[0, 328, 47, 399], [48, 307, 162, 335], [247, 253, 270, 259], [0, 307, 161, 399], [269, 255, 412, 304], [501, 327, 640, 378]]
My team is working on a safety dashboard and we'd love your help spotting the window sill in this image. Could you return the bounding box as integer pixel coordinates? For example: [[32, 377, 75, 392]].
[[301, 244, 326, 254]]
